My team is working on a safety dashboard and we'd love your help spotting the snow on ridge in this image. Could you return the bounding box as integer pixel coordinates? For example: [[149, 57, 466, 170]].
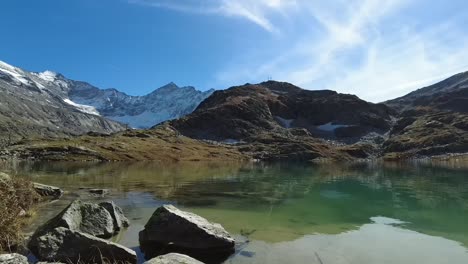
[[0, 62, 32, 87], [63, 98, 100, 116], [275, 116, 294, 128], [0, 60, 18, 71], [0, 61, 49, 89], [317, 122, 350, 132], [108, 111, 173, 129], [37, 70, 58, 82]]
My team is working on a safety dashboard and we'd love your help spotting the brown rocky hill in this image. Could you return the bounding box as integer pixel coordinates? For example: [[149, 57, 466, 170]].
[[164, 81, 395, 161], [383, 72, 468, 158], [169, 81, 394, 143]]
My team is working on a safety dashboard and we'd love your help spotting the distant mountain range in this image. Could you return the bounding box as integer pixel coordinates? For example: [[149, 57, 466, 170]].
[[0, 60, 212, 141], [170, 77, 467, 160], [69, 81, 213, 129], [1, 59, 467, 161]]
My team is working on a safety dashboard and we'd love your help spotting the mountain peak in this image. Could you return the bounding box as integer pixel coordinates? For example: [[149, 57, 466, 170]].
[[37, 70, 61, 82]]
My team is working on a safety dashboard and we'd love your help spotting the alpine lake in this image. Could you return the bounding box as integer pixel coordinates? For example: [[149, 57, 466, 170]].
[[3, 160, 468, 264]]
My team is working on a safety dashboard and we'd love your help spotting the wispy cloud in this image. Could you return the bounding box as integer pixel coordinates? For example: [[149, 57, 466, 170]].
[[128, 0, 296, 33], [130, 0, 468, 102]]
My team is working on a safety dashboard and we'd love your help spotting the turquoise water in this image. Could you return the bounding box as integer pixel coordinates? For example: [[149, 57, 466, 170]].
[[4, 161, 468, 264]]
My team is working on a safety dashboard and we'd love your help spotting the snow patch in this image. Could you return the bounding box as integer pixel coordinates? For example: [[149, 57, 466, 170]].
[[317, 122, 350, 132], [108, 111, 169, 129], [222, 139, 241, 144], [37, 70, 58, 82], [0, 63, 31, 86], [275, 116, 294, 128], [63, 98, 100, 115], [371, 216, 408, 225]]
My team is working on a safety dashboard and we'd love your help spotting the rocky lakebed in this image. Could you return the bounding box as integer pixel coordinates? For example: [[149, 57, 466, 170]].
[[0, 181, 238, 264]]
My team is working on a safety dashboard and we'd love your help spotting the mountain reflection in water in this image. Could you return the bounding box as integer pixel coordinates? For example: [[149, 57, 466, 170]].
[[2, 161, 468, 264]]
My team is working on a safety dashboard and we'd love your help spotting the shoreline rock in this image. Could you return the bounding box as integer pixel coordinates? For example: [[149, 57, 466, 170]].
[[0, 253, 28, 264], [99, 201, 130, 232], [139, 205, 235, 263], [144, 253, 204, 264], [32, 183, 63, 199], [32, 227, 137, 264]]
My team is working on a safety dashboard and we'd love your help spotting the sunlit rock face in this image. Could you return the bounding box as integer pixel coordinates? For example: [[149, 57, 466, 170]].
[[0, 60, 125, 140]]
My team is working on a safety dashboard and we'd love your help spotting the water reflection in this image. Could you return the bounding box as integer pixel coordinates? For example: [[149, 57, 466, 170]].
[[2, 161, 468, 263]]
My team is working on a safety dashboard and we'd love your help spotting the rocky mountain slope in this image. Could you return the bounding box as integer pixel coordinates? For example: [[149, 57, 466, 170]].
[[69, 82, 214, 129], [167, 81, 395, 161], [383, 72, 468, 158], [0, 61, 125, 143], [1, 58, 467, 162], [169, 81, 394, 143], [168, 78, 468, 161], [0, 60, 213, 145], [386, 71, 468, 112]]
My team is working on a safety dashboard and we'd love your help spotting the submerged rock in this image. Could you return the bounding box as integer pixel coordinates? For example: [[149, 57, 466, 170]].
[[139, 205, 235, 263], [0, 253, 28, 264], [99, 201, 130, 232], [89, 188, 110, 196], [31, 227, 137, 264], [144, 253, 204, 264], [32, 183, 63, 199]]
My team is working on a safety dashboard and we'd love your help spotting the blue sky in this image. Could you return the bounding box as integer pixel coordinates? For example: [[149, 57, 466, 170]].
[[1, 0, 468, 102]]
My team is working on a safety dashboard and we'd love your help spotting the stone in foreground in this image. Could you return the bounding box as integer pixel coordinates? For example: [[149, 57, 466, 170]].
[[28, 200, 116, 246], [31, 227, 136, 264], [139, 205, 235, 263], [0, 253, 28, 264], [33, 182, 63, 199], [144, 253, 204, 264], [99, 201, 130, 232]]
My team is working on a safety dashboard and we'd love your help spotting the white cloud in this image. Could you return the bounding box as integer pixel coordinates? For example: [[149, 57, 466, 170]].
[[130, 0, 468, 102], [128, 0, 297, 33]]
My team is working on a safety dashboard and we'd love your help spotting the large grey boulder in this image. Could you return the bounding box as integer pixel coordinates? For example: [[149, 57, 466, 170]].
[[32, 200, 114, 239], [139, 205, 235, 263], [0, 253, 28, 264], [31, 227, 137, 264], [144, 253, 204, 264], [99, 201, 130, 232], [33, 183, 63, 199]]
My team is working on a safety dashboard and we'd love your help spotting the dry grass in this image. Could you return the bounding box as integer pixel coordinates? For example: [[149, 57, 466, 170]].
[[3, 126, 248, 162], [0, 176, 41, 252]]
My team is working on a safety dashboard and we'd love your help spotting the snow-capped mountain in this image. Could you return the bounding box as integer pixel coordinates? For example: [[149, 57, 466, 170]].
[[0, 61, 125, 140], [68, 81, 214, 128], [0, 60, 214, 142]]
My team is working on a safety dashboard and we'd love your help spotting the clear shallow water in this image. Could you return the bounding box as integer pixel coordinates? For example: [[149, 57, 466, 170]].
[[3, 161, 468, 264]]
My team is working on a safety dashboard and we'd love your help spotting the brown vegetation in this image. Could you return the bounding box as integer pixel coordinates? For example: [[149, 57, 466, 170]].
[[2, 126, 247, 162], [0, 175, 40, 252]]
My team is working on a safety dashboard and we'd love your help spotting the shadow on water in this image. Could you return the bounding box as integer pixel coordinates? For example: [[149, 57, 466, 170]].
[[2, 160, 468, 263]]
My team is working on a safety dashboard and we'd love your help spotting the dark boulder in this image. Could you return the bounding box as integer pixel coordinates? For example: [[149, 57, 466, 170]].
[[31, 227, 136, 264], [139, 205, 235, 263]]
